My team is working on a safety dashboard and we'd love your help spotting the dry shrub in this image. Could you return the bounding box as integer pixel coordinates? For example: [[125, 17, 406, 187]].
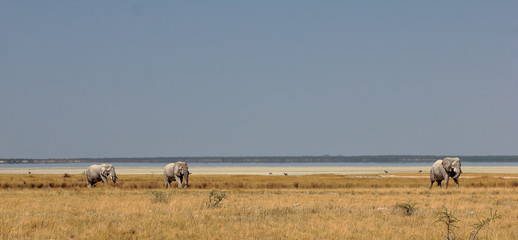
[[206, 190, 227, 208], [150, 191, 173, 203]]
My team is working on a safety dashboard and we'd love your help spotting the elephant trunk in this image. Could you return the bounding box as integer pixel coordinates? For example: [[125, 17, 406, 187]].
[[184, 174, 189, 187], [452, 168, 461, 179], [111, 172, 118, 184]]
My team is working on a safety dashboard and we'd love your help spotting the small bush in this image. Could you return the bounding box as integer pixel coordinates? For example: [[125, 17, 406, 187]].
[[206, 190, 227, 208], [435, 207, 459, 240], [150, 191, 173, 204], [470, 209, 500, 240], [395, 201, 418, 216]]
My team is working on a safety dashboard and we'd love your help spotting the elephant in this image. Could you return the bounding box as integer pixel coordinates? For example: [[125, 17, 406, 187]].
[[429, 157, 462, 189], [86, 164, 118, 188], [164, 161, 190, 188]]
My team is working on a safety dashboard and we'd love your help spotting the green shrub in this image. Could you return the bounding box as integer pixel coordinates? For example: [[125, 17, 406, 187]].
[[395, 201, 418, 216], [435, 207, 459, 240], [470, 209, 500, 240]]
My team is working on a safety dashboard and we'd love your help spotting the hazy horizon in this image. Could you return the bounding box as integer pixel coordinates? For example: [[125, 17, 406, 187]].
[[1, 2, 517, 158]]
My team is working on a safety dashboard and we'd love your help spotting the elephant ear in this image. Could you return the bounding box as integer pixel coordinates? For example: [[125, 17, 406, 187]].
[[441, 158, 453, 171], [451, 157, 461, 167], [100, 165, 108, 177]]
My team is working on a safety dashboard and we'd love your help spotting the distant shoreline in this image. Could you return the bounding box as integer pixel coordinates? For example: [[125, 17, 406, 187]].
[[1, 166, 518, 175], [2, 155, 518, 164]]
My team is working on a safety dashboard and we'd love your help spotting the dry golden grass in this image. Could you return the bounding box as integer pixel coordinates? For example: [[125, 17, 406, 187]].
[[1, 173, 517, 239], [2, 173, 518, 189]]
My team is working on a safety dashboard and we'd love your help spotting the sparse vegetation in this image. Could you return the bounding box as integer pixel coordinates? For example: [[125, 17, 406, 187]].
[[1, 173, 518, 189], [433, 207, 502, 240], [206, 190, 227, 208], [470, 209, 500, 240], [0, 173, 517, 239], [395, 200, 418, 216], [435, 207, 460, 240], [150, 191, 173, 203]]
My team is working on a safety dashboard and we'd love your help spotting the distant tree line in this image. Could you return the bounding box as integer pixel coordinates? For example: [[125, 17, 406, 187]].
[[1, 155, 518, 164]]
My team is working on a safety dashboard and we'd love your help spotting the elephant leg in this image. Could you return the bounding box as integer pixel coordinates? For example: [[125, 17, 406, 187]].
[[444, 178, 449, 189], [175, 176, 183, 188], [164, 176, 171, 189], [87, 179, 95, 188], [429, 180, 434, 189], [453, 178, 459, 188], [101, 176, 108, 184], [437, 180, 442, 188]]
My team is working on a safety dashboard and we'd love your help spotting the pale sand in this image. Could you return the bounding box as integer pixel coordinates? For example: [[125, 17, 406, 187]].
[[0, 166, 517, 175]]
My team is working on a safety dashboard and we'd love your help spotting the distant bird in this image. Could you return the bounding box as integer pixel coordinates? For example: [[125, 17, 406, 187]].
[[384, 170, 388, 174], [28, 171, 31, 174], [284, 173, 288, 176], [418, 170, 423, 173]]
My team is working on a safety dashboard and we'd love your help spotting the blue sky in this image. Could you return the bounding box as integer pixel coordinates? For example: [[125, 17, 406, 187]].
[[1, 1, 517, 158]]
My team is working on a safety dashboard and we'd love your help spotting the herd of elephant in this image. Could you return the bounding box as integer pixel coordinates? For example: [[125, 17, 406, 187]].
[[85, 157, 462, 189], [85, 161, 190, 188]]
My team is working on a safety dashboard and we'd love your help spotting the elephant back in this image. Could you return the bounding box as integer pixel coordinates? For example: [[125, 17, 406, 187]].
[[164, 163, 176, 177]]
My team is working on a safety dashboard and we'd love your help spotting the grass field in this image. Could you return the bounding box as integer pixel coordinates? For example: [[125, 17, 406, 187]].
[[1, 173, 518, 239]]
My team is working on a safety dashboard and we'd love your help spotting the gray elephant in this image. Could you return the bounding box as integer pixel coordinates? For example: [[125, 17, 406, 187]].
[[164, 161, 190, 188], [86, 164, 118, 188], [429, 157, 462, 189]]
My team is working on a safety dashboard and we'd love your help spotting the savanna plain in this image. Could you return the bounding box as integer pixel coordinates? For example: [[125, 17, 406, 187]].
[[1, 173, 518, 239]]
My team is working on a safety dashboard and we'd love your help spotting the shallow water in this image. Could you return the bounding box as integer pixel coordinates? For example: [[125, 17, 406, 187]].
[[1, 161, 518, 175], [1, 161, 518, 168]]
